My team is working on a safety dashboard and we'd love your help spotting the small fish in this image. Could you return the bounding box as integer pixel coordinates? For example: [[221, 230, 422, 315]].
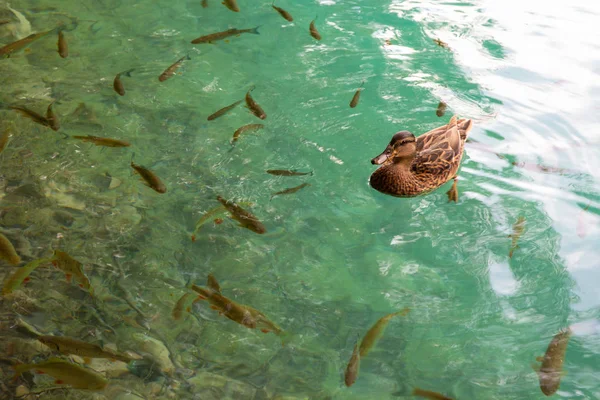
[[113, 69, 134, 96], [9, 105, 50, 128], [191, 205, 228, 241], [535, 328, 572, 396], [232, 123, 264, 145], [349, 81, 364, 108], [245, 87, 267, 119], [207, 99, 243, 121], [131, 161, 167, 194], [0, 233, 20, 266], [52, 250, 93, 292], [207, 273, 221, 292], [577, 203, 591, 239], [217, 195, 266, 234], [508, 216, 525, 258], [159, 55, 191, 82], [412, 388, 454, 400], [222, 0, 239, 12], [191, 26, 260, 44], [0, 126, 11, 154], [344, 342, 360, 387], [13, 357, 108, 390], [433, 38, 449, 49], [0, 20, 10, 26], [72, 135, 130, 147], [436, 101, 447, 117], [172, 292, 196, 321], [202, 0, 209, 7], [38, 335, 134, 363], [359, 308, 410, 357], [46, 102, 60, 131], [2, 258, 51, 295], [57, 30, 68, 58], [266, 169, 312, 176], [310, 17, 321, 40], [272, 2, 293, 22], [0, 30, 52, 57], [270, 183, 310, 200]]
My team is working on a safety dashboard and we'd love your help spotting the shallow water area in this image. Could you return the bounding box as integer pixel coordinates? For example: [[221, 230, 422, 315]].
[[1, 0, 600, 399]]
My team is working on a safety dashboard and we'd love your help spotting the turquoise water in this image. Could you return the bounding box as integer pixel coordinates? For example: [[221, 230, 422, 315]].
[[1, 0, 600, 399]]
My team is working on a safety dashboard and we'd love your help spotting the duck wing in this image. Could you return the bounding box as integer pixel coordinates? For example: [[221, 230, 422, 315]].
[[416, 118, 472, 153], [413, 116, 461, 176]]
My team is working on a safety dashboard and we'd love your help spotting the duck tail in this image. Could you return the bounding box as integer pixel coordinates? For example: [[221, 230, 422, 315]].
[[458, 118, 473, 142]]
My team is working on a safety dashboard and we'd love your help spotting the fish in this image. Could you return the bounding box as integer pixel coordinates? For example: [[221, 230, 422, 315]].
[[272, 2, 293, 22], [222, 0, 240, 12], [0, 20, 10, 26], [266, 169, 313, 176], [191, 205, 228, 241], [0, 233, 20, 266], [192, 275, 282, 334], [113, 69, 134, 96], [270, 183, 310, 200], [433, 38, 449, 49], [13, 357, 108, 390], [207, 273, 221, 292], [57, 30, 68, 58], [0, 126, 11, 154], [245, 87, 267, 120], [577, 203, 591, 239], [72, 135, 130, 147], [191, 26, 260, 44], [2, 257, 51, 295], [0, 29, 52, 58], [344, 342, 360, 387], [232, 123, 264, 145], [131, 161, 167, 194], [38, 335, 134, 363], [436, 101, 447, 117], [46, 102, 60, 131], [349, 81, 364, 108], [207, 99, 243, 121], [9, 105, 51, 128], [202, 0, 209, 7], [310, 17, 321, 40], [51, 250, 93, 292], [359, 308, 410, 357], [216, 195, 266, 234], [508, 216, 525, 258], [159, 55, 191, 82], [412, 388, 454, 400], [172, 293, 196, 320], [535, 328, 572, 396]]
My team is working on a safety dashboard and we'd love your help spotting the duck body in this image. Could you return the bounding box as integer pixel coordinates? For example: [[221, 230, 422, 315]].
[[369, 116, 473, 197]]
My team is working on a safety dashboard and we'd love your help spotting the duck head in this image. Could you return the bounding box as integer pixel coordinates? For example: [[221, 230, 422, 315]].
[[371, 131, 417, 165]]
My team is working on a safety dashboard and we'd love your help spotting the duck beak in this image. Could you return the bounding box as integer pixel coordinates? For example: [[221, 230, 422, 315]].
[[371, 147, 391, 165]]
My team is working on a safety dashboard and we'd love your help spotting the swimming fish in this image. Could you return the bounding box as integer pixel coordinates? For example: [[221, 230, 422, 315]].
[[13, 357, 108, 390], [51, 250, 93, 293], [191, 205, 228, 241], [436, 101, 447, 117], [0, 29, 52, 58], [216, 195, 266, 234], [191, 27, 260, 44], [266, 169, 313, 176], [172, 293, 196, 321], [57, 30, 68, 58], [359, 308, 410, 357], [245, 87, 267, 119], [0, 126, 10, 154], [113, 69, 134, 96], [535, 328, 572, 396], [202, 0, 208, 7], [9, 105, 51, 128], [159, 55, 191, 82], [433, 38, 449, 49], [46, 102, 60, 131], [309, 17, 321, 40], [222, 0, 239, 12], [349, 81, 364, 108], [232, 123, 264, 145], [0, 233, 20, 266], [272, 2, 293, 22], [192, 275, 282, 334], [344, 341, 360, 387], [412, 388, 454, 400], [72, 135, 130, 147], [270, 183, 310, 200], [207, 99, 243, 121], [2, 257, 51, 295], [207, 273, 221, 292], [131, 161, 167, 194], [38, 335, 134, 363], [508, 216, 525, 258]]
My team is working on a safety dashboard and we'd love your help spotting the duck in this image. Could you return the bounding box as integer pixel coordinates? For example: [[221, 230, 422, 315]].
[[369, 115, 473, 201]]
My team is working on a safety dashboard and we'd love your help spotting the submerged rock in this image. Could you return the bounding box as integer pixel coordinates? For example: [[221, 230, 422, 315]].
[[132, 333, 175, 375], [187, 371, 257, 400]]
